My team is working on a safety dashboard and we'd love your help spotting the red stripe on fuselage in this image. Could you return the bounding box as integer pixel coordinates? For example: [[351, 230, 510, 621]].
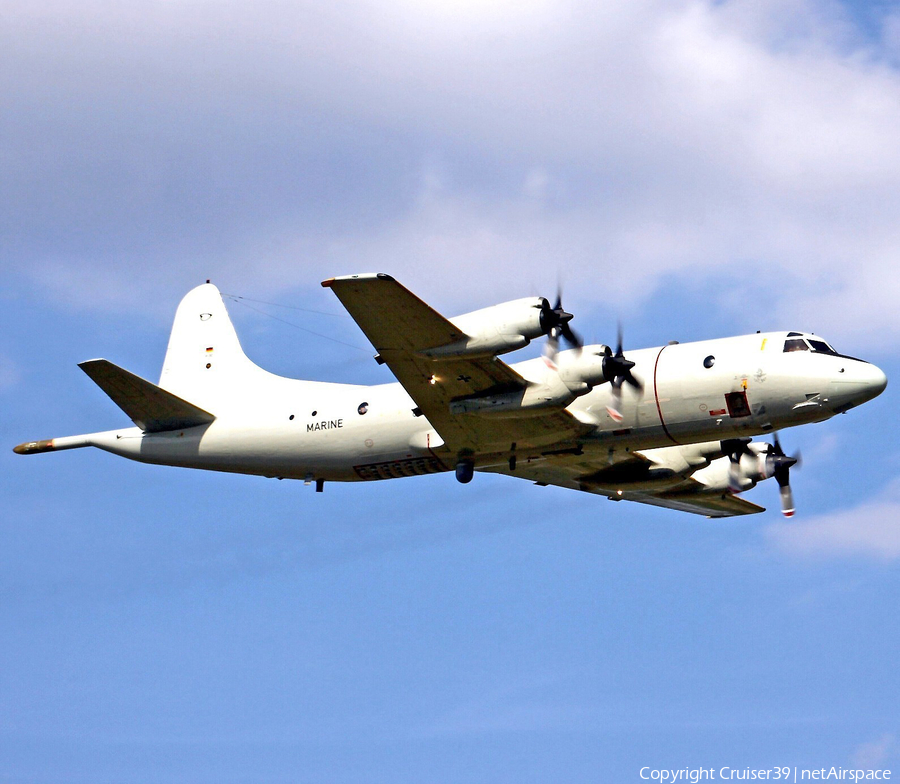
[[653, 345, 681, 445]]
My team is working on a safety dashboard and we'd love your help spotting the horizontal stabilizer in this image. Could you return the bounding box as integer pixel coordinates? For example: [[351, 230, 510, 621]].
[[79, 359, 216, 433]]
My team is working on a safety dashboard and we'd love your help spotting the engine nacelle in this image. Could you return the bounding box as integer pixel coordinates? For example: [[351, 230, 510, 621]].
[[448, 346, 615, 418], [691, 444, 772, 493], [638, 441, 721, 475], [586, 441, 723, 492], [555, 347, 609, 394], [422, 297, 548, 359], [449, 374, 576, 418]]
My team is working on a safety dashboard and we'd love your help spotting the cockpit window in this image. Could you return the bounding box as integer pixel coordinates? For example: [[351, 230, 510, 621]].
[[783, 339, 809, 352], [808, 339, 838, 356], [783, 336, 841, 356]]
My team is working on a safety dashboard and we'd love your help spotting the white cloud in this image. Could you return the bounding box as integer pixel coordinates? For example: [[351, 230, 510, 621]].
[[853, 732, 896, 769], [800, 431, 841, 465], [0, 353, 21, 390], [4, 0, 900, 351], [765, 479, 900, 561], [885, 12, 900, 62]]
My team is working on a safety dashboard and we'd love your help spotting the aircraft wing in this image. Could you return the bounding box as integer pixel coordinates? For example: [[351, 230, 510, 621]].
[[616, 490, 764, 517], [323, 274, 590, 455], [481, 458, 765, 518]]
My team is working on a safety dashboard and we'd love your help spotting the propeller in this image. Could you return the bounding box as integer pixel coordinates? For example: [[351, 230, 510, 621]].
[[768, 433, 801, 517], [602, 324, 644, 422], [541, 290, 583, 366], [722, 437, 754, 493], [722, 435, 801, 516]]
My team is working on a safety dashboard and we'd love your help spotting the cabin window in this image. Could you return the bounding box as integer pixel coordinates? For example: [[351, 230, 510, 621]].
[[703, 355, 715, 369]]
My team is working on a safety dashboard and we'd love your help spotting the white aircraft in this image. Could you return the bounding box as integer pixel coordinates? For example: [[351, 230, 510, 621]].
[[14, 274, 887, 517]]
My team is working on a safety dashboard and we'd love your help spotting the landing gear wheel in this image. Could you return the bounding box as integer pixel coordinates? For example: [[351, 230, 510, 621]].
[[455, 460, 474, 484]]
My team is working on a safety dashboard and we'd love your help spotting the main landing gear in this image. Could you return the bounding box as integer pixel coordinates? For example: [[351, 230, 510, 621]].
[[455, 459, 474, 484]]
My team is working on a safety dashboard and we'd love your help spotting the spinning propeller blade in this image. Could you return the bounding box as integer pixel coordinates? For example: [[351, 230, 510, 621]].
[[603, 323, 643, 421], [769, 433, 801, 517], [722, 437, 753, 493], [541, 290, 582, 366]]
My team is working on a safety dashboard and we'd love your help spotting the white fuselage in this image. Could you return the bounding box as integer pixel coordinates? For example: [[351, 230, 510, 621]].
[[76, 331, 886, 484]]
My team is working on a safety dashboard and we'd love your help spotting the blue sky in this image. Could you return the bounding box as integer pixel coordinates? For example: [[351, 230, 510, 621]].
[[2, 1, 899, 781]]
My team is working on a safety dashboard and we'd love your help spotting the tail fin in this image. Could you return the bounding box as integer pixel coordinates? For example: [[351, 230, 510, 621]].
[[158, 283, 267, 410]]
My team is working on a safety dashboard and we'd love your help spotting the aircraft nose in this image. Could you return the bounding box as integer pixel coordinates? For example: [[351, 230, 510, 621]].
[[867, 363, 888, 397], [830, 361, 887, 412]]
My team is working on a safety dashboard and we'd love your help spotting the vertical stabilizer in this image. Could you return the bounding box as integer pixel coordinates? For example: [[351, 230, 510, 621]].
[[159, 283, 266, 410]]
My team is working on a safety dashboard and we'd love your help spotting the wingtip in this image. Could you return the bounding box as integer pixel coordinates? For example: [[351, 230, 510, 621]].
[[322, 273, 395, 288]]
